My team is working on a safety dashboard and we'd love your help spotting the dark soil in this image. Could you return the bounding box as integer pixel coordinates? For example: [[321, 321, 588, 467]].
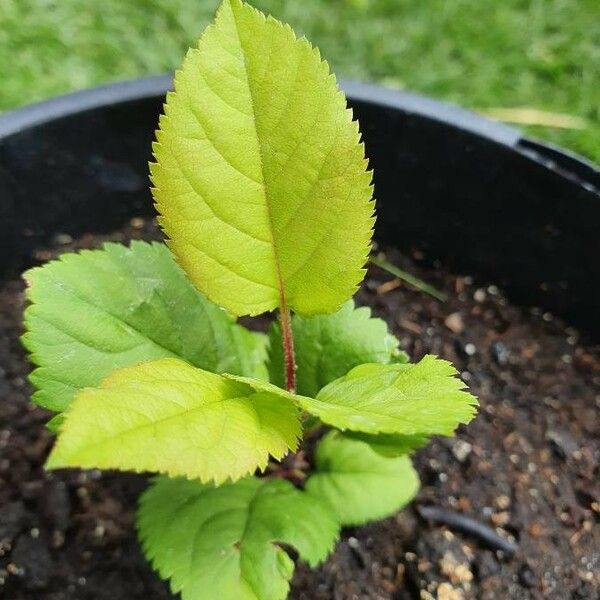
[[1, 219, 598, 600]]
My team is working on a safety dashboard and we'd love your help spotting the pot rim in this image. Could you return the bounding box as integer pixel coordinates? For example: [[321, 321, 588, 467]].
[[1, 74, 597, 192], [2, 75, 520, 142]]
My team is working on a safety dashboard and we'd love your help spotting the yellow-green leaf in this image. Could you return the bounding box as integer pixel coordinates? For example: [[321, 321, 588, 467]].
[[297, 356, 478, 435], [151, 0, 374, 317], [46, 358, 301, 484], [343, 431, 429, 457]]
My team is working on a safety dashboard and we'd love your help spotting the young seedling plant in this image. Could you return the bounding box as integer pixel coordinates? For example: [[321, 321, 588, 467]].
[[22, 1, 478, 598]]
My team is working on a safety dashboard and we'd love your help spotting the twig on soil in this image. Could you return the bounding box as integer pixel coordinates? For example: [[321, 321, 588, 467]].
[[417, 504, 519, 555], [370, 254, 447, 301]]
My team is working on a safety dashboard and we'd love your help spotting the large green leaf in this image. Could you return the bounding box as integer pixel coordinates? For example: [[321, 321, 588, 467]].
[[22, 241, 267, 415], [268, 300, 406, 396], [137, 475, 339, 600], [306, 432, 419, 526], [46, 358, 300, 483], [296, 356, 478, 435], [151, 0, 374, 317]]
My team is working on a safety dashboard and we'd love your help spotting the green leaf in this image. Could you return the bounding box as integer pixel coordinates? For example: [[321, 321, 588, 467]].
[[306, 432, 419, 526], [22, 241, 267, 414], [268, 300, 405, 396], [344, 431, 429, 457], [137, 475, 339, 600], [45, 413, 66, 434], [297, 355, 478, 435], [46, 358, 300, 483], [151, 0, 374, 317]]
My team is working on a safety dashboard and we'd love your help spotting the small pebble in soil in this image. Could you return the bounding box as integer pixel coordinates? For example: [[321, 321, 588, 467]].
[[435, 582, 466, 600], [494, 495, 511, 511], [490, 341, 509, 365], [464, 343, 477, 356], [439, 551, 473, 585], [473, 289, 486, 302], [130, 217, 145, 229], [455, 339, 477, 358], [444, 312, 465, 334], [52, 233, 73, 246], [451, 440, 473, 463]]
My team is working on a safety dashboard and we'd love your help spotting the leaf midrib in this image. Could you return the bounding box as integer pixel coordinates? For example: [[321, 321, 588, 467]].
[[230, 4, 287, 311], [306, 394, 476, 432]]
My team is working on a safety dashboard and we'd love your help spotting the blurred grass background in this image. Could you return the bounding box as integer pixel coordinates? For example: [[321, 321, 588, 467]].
[[1, 0, 598, 162]]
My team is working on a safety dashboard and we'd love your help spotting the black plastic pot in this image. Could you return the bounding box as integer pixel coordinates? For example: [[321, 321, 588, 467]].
[[1, 76, 598, 337]]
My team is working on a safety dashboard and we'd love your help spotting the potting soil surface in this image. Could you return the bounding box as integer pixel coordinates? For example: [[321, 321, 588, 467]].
[[1, 219, 598, 600]]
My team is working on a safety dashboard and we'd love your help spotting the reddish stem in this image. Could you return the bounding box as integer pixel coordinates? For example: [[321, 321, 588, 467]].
[[279, 306, 296, 393]]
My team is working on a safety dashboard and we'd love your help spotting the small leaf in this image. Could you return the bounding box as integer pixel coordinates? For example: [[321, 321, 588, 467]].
[[46, 359, 300, 483], [306, 432, 419, 525], [22, 241, 267, 414], [151, 0, 374, 317], [344, 431, 429, 457], [391, 352, 411, 364], [297, 355, 478, 435], [45, 413, 66, 433], [268, 300, 404, 396], [137, 475, 339, 600]]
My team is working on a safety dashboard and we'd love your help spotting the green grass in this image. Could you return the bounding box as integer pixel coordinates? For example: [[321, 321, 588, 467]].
[[1, 0, 598, 162]]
